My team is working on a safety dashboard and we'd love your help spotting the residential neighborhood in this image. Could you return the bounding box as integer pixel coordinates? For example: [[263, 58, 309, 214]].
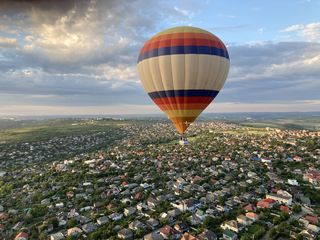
[[0, 119, 319, 239]]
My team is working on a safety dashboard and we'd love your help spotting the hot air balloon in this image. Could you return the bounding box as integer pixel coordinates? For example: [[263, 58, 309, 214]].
[[137, 26, 229, 144]]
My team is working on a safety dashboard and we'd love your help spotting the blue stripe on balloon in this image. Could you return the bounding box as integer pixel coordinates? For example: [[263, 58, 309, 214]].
[[138, 45, 229, 63], [148, 89, 219, 99]]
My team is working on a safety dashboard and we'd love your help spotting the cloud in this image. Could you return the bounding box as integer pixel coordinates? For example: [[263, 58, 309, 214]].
[[206, 100, 320, 113], [0, 37, 17, 47], [282, 22, 320, 41], [217, 41, 320, 103], [0, 1, 319, 114]]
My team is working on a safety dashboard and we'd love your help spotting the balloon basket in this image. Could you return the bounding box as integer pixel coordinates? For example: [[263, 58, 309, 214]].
[[179, 137, 189, 145]]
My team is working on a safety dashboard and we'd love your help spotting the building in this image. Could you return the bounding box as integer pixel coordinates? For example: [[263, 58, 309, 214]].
[[50, 232, 65, 240], [180, 233, 199, 240], [287, 179, 299, 186], [118, 228, 133, 239], [14, 232, 29, 240], [144, 232, 164, 240], [266, 193, 292, 205], [236, 215, 252, 226], [198, 229, 217, 240], [257, 199, 276, 209], [97, 216, 109, 225], [303, 170, 320, 185], [246, 212, 259, 221], [221, 220, 243, 233], [223, 230, 237, 240]]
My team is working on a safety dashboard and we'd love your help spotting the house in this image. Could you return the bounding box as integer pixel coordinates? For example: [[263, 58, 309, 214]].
[[304, 215, 319, 225], [221, 220, 243, 233], [109, 212, 123, 221], [245, 212, 259, 222], [307, 224, 320, 233], [118, 228, 133, 239], [287, 179, 299, 186], [0, 212, 9, 221], [223, 230, 237, 240], [124, 207, 136, 216], [266, 192, 292, 205], [172, 199, 201, 212], [55, 202, 64, 208], [236, 215, 252, 226], [129, 220, 147, 230], [50, 232, 65, 240], [303, 170, 320, 185], [198, 229, 217, 240], [14, 232, 29, 240], [67, 227, 83, 237], [137, 202, 149, 211], [280, 205, 291, 214], [257, 199, 276, 209], [243, 204, 256, 212], [97, 216, 109, 225], [146, 218, 160, 229], [168, 208, 182, 218], [195, 209, 207, 220], [147, 197, 158, 209], [293, 156, 302, 162], [174, 222, 189, 233], [180, 233, 199, 240], [159, 225, 180, 239], [144, 232, 164, 240], [82, 222, 97, 233]]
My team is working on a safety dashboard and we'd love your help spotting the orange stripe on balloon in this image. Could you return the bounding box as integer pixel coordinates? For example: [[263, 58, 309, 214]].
[[149, 32, 220, 43], [157, 103, 210, 111]]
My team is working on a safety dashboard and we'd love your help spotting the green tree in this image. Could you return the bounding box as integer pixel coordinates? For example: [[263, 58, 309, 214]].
[[292, 204, 301, 214]]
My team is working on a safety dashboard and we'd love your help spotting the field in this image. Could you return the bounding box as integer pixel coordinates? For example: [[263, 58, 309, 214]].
[[203, 112, 320, 130], [0, 118, 135, 143]]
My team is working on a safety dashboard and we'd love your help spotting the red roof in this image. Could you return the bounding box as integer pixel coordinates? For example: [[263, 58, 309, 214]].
[[244, 204, 256, 212], [15, 232, 29, 240], [0, 212, 8, 220], [305, 215, 318, 225], [159, 225, 177, 236], [264, 198, 276, 203], [121, 181, 129, 186], [246, 212, 258, 219], [280, 205, 290, 213], [257, 199, 275, 209]]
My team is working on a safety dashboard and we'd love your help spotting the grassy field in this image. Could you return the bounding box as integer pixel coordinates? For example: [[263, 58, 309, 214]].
[[238, 118, 320, 130], [0, 119, 127, 143]]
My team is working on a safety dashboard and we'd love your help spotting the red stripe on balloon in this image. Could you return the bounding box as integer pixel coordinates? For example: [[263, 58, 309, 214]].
[[153, 96, 214, 105], [141, 38, 224, 54]]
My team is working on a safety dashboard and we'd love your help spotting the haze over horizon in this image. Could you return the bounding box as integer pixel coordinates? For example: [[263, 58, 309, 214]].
[[0, 0, 320, 116]]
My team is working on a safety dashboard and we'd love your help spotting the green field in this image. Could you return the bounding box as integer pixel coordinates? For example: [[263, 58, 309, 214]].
[[0, 119, 127, 143], [238, 118, 320, 130]]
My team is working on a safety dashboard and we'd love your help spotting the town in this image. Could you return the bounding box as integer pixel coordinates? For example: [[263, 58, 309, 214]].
[[0, 119, 319, 240]]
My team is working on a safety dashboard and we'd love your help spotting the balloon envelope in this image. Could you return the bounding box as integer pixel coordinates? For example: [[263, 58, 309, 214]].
[[137, 26, 230, 134]]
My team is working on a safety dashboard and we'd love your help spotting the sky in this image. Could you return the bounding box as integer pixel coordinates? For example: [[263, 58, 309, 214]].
[[0, 0, 319, 116]]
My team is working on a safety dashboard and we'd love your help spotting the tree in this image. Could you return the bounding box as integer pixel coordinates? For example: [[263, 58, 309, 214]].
[[67, 218, 78, 228], [292, 204, 301, 214], [267, 228, 277, 240]]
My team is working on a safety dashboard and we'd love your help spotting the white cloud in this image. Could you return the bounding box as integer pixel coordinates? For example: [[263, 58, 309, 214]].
[[282, 22, 320, 41]]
